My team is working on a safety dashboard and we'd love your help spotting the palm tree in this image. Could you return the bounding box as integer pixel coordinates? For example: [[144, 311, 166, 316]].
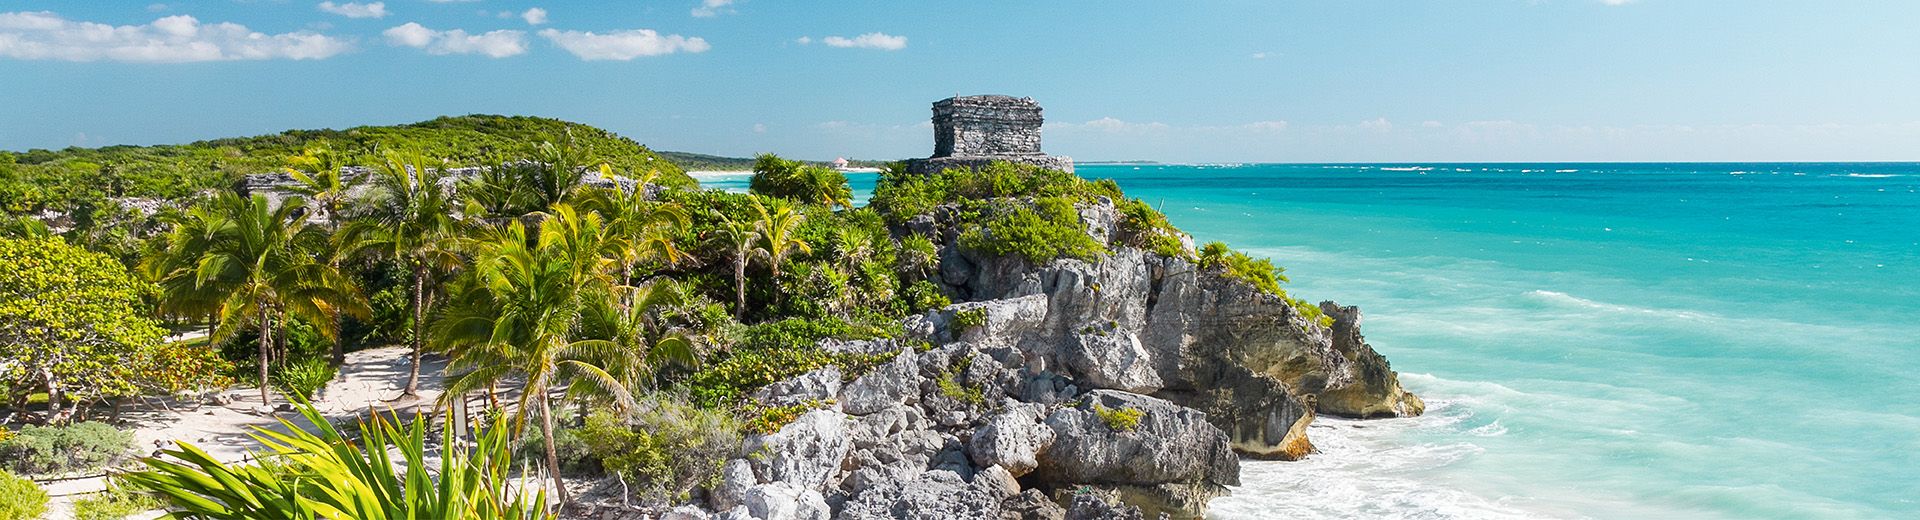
[[432, 204, 630, 508], [340, 151, 465, 398], [285, 146, 359, 366], [751, 197, 811, 308], [582, 165, 691, 287], [182, 193, 366, 405], [523, 133, 600, 212], [707, 212, 760, 320], [143, 201, 237, 339]]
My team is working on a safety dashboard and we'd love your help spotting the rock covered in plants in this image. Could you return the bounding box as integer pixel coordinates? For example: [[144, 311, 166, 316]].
[[1031, 391, 1238, 491]]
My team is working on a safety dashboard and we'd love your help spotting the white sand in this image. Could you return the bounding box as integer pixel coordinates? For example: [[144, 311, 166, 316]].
[[39, 346, 450, 519]]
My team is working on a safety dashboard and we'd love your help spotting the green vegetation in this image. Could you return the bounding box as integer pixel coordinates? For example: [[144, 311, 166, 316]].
[[1094, 404, 1144, 432], [71, 481, 163, 520], [951, 307, 988, 334], [0, 236, 166, 423], [121, 404, 552, 519], [0, 118, 1343, 513], [0, 470, 45, 520], [0, 421, 133, 476], [657, 151, 890, 172], [0, 115, 688, 214], [270, 358, 336, 399], [579, 401, 741, 502], [959, 197, 1109, 264], [749, 154, 853, 209], [1197, 241, 1331, 327]]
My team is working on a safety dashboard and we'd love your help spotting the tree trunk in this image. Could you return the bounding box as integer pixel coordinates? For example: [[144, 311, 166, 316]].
[[330, 262, 346, 367], [259, 312, 275, 406], [405, 264, 425, 397], [733, 255, 747, 320], [41, 367, 65, 424], [538, 390, 570, 510]]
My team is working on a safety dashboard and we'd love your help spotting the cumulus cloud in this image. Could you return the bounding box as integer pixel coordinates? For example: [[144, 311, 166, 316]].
[[317, 2, 387, 19], [819, 32, 907, 50], [0, 11, 350, 62], [692, 0, 737, 18], [520, 8, 547, 25], [537, 28, 709, 60], [382, 22, 526, 58]]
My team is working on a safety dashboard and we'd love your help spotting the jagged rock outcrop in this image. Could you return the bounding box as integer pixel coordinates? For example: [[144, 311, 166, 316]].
[[695, 197, 1420, 520], [909, 197, 1421, 461]]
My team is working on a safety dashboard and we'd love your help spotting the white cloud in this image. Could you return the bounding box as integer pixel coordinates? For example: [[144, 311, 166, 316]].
[[795, 36, 811, 45], [520, 8, 547, 25], [146, 3, 169, 12], [820, 32, 906, 51], [0, 11, 350, 62], [692, 0, 736, 18], [382, 22, 526, 58], [1250, 52, 1267, 59], [1599, 0, 1636, 5], [318, 1, 387, 19], [752, 123, 767, 133], [537, 28, 709, 60]]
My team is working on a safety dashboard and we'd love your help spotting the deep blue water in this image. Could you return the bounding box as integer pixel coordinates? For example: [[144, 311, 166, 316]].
[[697, 163, 1920, 519]]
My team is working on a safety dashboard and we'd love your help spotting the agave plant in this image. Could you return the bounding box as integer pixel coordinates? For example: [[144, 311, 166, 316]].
[[120, 404, 552, 519]]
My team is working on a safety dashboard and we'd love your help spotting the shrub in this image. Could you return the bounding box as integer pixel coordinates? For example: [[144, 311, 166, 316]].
[[951, 307, 988, 334], [1094, 404, 1144, 432], [869, 161, 1121, 224], [0, 470, 46, 520], [741, 401, 818, 435], [1194, 242, 1332, 328], [935, 355, 984, 406], [71, 481, 162, 520], [0, 421, 134, 476], [270, 357, 337, 400], [749, 154, 852, 209], [579, 398, 743, 504], [958, 198, 1107, 264], [520, 425, 596, 475], [1116, 198, 1189, 259], [900, 280, 952, 315]]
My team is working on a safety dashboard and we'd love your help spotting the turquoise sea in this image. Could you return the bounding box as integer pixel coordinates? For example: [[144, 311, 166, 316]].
[[697, 163, 1920, 519]]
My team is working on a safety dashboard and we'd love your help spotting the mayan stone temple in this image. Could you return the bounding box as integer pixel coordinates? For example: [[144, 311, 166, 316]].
[[906, 95, 1074, 174]]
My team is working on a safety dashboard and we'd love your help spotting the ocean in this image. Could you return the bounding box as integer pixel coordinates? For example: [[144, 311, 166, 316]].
[[694, 163, 1920, 519]]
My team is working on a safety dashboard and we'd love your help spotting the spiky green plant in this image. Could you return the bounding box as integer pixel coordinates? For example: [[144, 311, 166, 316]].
[[120, 403, 552, 520]]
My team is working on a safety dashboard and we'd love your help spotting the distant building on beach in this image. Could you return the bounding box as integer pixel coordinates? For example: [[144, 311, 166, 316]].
[[831, 157, 851, 170], [905, 95, 1073, 174]]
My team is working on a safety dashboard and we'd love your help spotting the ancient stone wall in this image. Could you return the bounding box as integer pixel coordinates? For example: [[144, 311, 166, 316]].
[[911, 95, 1073, 175]]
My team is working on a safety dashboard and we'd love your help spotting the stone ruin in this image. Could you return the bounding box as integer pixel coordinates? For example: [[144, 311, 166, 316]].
[[905, 95, 1073, 175]]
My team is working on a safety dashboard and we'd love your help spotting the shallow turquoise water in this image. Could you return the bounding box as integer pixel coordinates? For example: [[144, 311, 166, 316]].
[[700, 164, 1920, 519]]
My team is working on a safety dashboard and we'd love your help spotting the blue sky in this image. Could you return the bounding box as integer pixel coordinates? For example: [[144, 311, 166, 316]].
[[2, 0, 1917, 162]]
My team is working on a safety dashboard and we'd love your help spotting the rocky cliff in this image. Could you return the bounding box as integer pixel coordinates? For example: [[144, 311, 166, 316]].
[[653, 197, 1422, 520]]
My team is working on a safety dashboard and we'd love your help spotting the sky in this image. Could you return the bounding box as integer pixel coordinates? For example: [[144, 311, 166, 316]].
[[2, 0, 1918, 163]]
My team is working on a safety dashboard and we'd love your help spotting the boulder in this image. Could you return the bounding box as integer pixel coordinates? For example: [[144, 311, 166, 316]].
[[833, 468, 1023, 520], [841, 350, 921, 416], [1314, 302, 1427, 418], [745, 410, 851, 492], [743, 482, 831, 520], [711, 458, 757, 511], [1032, 391, 1237, 493], [967, 404, 1055, 477], [752, 367, 843, 408], [662, 505, 714, 520]]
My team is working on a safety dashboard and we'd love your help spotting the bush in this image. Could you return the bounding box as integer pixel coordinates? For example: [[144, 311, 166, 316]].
[[749, 154, 852, 209], [1116, 198, 1189, 259], [951, 307, 988, 334], [1094, 405, 1143, 432], [870, 161, 1119, 224], [520, 424, 596, 476], [900, 280, 951, 315], [270, 357, 337, 400], [958, 197, 1107, 264], [0, 421, 133, 476], [0, 470, 46, 520], [579, 398, 743, 504], [71, 481, 162, 520]]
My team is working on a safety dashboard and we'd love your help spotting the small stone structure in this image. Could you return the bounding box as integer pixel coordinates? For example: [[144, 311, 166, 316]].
[[906, 95, 1073, 175]]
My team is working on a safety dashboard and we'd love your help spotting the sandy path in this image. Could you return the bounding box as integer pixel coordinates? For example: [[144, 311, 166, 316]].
[[39, 346, 451, 519]]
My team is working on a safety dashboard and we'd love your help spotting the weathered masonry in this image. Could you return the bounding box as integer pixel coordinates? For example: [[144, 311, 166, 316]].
[[906, 95, 1073, 174]]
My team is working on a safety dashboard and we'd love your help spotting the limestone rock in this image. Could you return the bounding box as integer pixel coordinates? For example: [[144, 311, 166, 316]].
[[1032, 391, 1238, 491], [833, 468, 1024, 520], [752, 367, 842, 408], [743, 482, 831, 520], [745, 410, 851, 492], [1314, 302, 1427, 418], [967, 404, 1055, 477], [711, 459, 756, 511], [840, 350, 920, 416]]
